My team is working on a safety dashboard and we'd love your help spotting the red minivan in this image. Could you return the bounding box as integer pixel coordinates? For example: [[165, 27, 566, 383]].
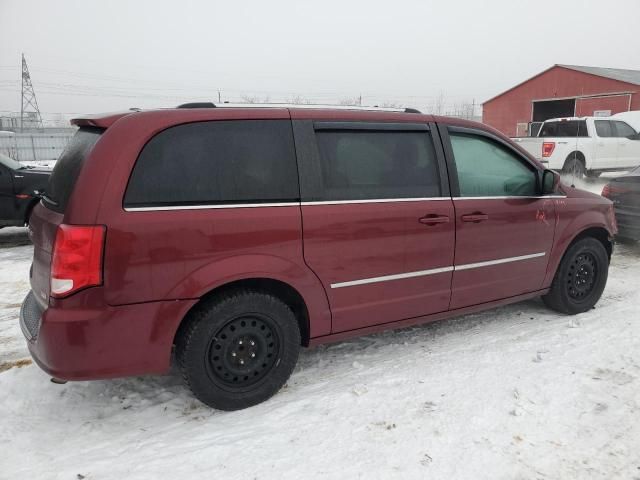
[[21, 105, 616, 410]]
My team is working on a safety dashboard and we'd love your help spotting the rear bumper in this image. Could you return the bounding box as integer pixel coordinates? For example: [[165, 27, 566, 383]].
[[20, 289, 197, 381]]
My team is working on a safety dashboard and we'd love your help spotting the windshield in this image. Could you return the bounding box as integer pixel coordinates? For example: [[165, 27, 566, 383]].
[[0, 152, 25, 170], [538, 120, 588, 137]]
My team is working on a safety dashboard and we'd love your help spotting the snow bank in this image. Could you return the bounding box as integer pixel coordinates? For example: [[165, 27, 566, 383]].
[[1, 231, 639, 479]]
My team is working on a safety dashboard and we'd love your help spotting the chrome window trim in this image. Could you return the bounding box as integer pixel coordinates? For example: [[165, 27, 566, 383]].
[[124, 202, 297, 212], [302, 197, 449, 206], [124, 196, 567, 211], [330, 252, 546, 289]]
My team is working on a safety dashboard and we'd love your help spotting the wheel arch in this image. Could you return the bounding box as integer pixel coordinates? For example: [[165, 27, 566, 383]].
[[563, 150, 586, 168], [177, 277, 312, 347], [544, 224, 613, 288]]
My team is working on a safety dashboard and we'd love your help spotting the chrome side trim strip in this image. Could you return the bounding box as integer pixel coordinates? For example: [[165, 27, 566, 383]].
[[454, 252, 546, 271], [330, 252, 546, 288], [453, 196, 566, 200], [302, 197, 449, 206], [330, 266, 454, 289], [124, 202, 298, 212]]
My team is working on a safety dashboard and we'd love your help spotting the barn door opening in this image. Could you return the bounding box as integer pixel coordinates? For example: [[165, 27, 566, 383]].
[[532, 98, 576, 122]]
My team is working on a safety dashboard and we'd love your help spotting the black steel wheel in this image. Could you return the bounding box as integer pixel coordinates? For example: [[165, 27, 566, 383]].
[[543, 237, 609, 314], [566, 252, 597, 300], [177, 290, 300, 411], [206, 314, 281, 389]]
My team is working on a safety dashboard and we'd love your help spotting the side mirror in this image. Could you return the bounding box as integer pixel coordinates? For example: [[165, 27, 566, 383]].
[[628, 133, 640, 140], [541, 169, 560, 195]]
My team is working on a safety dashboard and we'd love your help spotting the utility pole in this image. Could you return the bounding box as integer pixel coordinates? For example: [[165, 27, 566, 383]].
[[20, 53, 43, 132]]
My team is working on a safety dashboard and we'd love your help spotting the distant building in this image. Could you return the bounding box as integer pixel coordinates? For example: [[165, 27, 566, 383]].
[[0, 115, 20, 132], [483, 64, 640, 137]]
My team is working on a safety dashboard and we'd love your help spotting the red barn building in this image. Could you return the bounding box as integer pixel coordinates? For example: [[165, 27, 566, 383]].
[[483, 64, 640, 137]]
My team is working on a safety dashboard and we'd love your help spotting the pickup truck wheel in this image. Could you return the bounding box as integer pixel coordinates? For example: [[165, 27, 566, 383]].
[[542, 237, 609, 314], [176, 290, 301, 411], [562, 156, 585, 178]]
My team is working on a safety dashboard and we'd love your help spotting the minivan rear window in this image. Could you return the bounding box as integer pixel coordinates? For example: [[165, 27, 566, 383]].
[[44, 127, 103, 213], [124, 120, 298, 208]]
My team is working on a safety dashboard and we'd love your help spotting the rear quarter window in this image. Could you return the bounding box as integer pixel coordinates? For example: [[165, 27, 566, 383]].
[[45, 127, 103, 213], [538, 121, 588, 137], [124, 120, 299, 208]]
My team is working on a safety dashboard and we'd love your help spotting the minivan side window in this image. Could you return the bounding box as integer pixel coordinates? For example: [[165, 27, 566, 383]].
[[449, 132, 537, 197], [124, 120, 299, 208], [314, 130, 440, 201], [595, 120, 614, 138]]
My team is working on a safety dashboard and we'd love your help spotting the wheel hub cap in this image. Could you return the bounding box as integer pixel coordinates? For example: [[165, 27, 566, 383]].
[[567, 252, 597, 300], [208, 315, 279, 387]]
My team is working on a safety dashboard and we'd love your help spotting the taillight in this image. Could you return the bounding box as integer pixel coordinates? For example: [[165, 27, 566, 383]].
[[542, 142, 555, 158], [602, 183, 629, 198], [51, 224, 105, 298]]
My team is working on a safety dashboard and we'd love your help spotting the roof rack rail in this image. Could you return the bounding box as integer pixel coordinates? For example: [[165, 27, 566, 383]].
[[174, 102, 422, 113], [177, 102, 216, 109]]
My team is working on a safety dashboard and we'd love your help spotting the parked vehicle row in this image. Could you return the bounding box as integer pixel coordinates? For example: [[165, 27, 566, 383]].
[[21, 105, 616, 410], [602, 165, 640, 241], [512, 116, 640, 178], [0, 153, 50, 228]]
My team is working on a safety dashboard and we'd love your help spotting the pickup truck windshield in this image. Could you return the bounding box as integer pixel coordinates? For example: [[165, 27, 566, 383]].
[[539, 120, 588, 137]]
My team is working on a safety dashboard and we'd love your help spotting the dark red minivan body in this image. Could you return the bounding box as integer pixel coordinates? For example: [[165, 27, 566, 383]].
[[21, 106, 616, 384]]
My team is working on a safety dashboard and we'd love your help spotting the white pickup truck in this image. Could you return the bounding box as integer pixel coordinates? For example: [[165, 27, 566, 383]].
[[511, 116, 640, 177]]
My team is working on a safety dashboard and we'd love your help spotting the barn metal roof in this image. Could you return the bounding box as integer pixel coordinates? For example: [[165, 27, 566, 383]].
[[484, 64, 640, 105], [558, 64, 640, 86]]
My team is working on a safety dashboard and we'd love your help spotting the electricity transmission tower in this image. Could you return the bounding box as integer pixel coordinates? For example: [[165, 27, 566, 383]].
[[20, 53, 43, 131]]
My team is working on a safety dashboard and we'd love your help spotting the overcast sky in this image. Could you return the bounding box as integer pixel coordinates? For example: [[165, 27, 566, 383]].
[[1, 0, 639, 121]]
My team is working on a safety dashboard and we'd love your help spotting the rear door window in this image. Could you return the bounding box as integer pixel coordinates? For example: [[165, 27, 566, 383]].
[[612, 121, 636, 137], [313, 129, 440, 200], [124, 120, 299, 208], [45, 127, 103, 213], [595, 120, 614, 137]]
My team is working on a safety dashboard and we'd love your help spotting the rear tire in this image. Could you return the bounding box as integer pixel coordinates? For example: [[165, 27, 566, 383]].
[[562, 155, 585, 179], [176, 290, 301, 411], [542, 237, 609, 314]]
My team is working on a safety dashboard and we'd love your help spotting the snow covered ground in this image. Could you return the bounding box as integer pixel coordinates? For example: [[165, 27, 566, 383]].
[[1, 181, 640, 479]]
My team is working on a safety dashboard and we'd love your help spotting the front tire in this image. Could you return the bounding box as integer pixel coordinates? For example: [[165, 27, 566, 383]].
[[542, 237, 609, 314], [176, 290, 301, 411]]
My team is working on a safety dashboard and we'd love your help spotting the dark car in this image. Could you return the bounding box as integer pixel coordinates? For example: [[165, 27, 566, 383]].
[[0, 153, 51, 228], [602, 166, 640, 241], [21, 105, 616, 411]]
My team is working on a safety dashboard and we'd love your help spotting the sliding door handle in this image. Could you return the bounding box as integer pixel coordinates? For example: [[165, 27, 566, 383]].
[[461, 213, 489, 223], [419, 214, 450, 226]]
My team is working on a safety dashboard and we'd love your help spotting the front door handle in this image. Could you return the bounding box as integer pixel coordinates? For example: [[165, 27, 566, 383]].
[[461, 213, 489, 223], [419, 214, 450, 226]]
